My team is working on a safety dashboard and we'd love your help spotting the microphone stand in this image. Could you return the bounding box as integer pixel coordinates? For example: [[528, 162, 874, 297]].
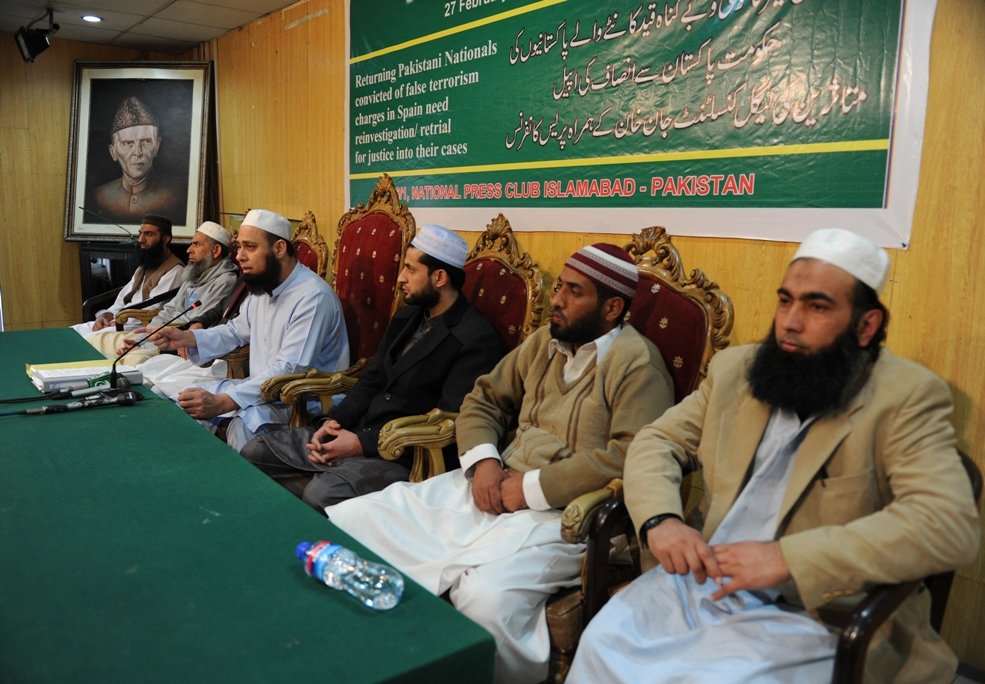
[[110, 300, 201, 388]]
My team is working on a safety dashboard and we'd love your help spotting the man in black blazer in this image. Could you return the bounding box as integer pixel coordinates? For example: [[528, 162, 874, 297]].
[[241, 224, 505, 511]]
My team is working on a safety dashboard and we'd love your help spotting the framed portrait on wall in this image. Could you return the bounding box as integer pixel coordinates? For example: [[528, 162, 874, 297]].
[[63, 61, 211, 242]]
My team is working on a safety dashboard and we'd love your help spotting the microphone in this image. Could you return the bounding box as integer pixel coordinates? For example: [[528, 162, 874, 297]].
[[23, 391, 141, 415], [77, 205, 138, 243], [110, 300, 202, 388]]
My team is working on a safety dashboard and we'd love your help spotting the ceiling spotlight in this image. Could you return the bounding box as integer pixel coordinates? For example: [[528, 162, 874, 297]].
[[82, 15, 102, 23], [14, 9, 59, 63]]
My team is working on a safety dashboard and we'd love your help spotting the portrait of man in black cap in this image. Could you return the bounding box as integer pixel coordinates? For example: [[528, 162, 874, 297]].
[[92, 95, 186, 223]]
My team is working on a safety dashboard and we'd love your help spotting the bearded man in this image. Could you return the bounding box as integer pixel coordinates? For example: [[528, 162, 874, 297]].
[[72, 213, 184, 336], [568, 229, 981, 684], [149, 209, 350, 451], [325, 244, 675, 684], [83, 221, 240, 365], [241, 224, 505, 510]]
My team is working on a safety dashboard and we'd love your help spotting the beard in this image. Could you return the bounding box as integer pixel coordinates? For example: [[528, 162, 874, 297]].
[[185, 253, 215, 281], [550, 301, 608, 347], [137, 240, 166, 270], [403, 280, 441, 309], [243, 252, 282, 294], [747, 325, 876, 418]]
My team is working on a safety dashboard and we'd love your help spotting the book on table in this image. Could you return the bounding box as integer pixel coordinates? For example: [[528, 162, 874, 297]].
[[26, 359, 143, 392]]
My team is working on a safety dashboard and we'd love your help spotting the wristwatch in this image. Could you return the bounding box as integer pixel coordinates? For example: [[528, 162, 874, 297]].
[[639, 513, 683, 547]]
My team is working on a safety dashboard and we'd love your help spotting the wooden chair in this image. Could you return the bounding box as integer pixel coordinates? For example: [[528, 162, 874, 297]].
[[544, 225, 735, 682], [831, 450, 983, 684], [375, 213, 550, 481], [114, 287, 181, 329], [291, 210, 331, 280], [261, 174, 415, 425]]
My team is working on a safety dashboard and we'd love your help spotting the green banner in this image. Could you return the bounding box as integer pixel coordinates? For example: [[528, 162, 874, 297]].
[[347, 0, 935, 246], [348, 0, 931, 246]]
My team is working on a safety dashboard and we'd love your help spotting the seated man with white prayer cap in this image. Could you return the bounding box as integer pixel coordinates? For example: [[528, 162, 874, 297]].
[[241, 224, 505, 510], [568, 228, 981, 684], [325, 243, 675, 684], [150, 209, 350, 451], [84, 221, 240, 365]]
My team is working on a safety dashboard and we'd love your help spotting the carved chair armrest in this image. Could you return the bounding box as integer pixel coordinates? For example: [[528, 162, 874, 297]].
[[831, 580, 921, 684], [259, 371, 313, 402], [378, 408, 458, 482], [115, 308, 160, 328], [277, 371, 360, 427], [560, 479, 624, 544], [259, 358, 370, 404], [559, 479, 637, 625]]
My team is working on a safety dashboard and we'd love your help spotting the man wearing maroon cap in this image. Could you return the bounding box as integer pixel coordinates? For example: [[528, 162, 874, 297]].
[[327, 243, 675, 683]]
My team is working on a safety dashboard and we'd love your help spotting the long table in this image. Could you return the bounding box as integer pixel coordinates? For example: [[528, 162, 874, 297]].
[[0, 329, 494, 683]]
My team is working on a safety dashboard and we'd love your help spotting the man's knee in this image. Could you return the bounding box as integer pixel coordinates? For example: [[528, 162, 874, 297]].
[[451, 570, 505, 627], [240, 435, 272, 465], [301, 473, 356, 512]]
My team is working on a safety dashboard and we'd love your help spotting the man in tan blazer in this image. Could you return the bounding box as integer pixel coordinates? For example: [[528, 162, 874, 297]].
[[569, 228, 980, 684]]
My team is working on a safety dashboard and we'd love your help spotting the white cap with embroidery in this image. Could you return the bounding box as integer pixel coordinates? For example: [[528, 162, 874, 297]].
[[411, 224, 468, 269], [197, 221, 231, 246], [242, 209, 291, 241], [793, 228, 890, 292]]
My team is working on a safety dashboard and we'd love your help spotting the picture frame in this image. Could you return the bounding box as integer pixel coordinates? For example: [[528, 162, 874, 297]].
[[63, 61, 212, 242]]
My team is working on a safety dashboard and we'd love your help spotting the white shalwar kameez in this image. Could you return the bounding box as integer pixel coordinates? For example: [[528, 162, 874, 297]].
[[182, 264, 348, 449], [71, 263, 185, 336], [568, 409, 837, 684], [327, 469, 586, 684]]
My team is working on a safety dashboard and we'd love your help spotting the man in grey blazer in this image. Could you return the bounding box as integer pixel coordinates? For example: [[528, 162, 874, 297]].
[[569, 228, 980, 684]]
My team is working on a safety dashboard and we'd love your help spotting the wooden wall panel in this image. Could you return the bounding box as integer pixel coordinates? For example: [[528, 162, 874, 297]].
[[0, 34, 173, 330], [214, 0, 346, 230]]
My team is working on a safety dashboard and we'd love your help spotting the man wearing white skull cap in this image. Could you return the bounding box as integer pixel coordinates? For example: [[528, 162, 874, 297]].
[[569, 228, 980, 684], [150, 209, 350, 450], [241, 224, 505, 510], [84, 220, 240, 365]]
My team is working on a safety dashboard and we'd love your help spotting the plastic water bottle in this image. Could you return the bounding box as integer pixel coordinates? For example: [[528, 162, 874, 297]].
[[295, 540, 404, 610]]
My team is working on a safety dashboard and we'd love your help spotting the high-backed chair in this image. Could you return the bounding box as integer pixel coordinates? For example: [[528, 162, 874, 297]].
[[544, 225, 734, 682], [292, 210, 331, 280], [261, 174, 415, 425], [375, 213, 550, 481]]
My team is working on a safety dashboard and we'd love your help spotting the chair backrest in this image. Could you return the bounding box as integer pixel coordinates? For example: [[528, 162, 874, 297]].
[[332, 173, 415, 362], [292, 210, 330, 280], [623, 226, 734, 402], [463, 213, 549, 351]]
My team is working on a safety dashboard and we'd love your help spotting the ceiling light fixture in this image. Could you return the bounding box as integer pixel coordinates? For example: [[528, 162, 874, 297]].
[[82, 15, 102, 23]]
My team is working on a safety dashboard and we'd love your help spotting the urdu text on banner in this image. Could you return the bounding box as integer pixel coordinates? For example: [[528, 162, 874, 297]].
[[347, 0, 935, 248]]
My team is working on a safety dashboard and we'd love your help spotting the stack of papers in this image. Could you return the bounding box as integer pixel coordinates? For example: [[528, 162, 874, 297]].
[[26, 360, 143, 392]]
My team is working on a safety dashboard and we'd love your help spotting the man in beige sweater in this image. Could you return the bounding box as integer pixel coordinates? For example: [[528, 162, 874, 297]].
[[327, 243, 675, 684], [568, 229, 980, 684]]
